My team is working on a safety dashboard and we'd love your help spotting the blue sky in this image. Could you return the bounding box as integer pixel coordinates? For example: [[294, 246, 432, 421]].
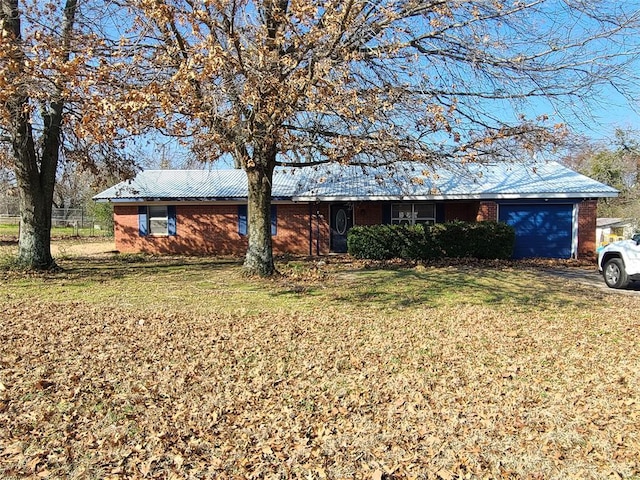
[[585, 89, 640, 140]]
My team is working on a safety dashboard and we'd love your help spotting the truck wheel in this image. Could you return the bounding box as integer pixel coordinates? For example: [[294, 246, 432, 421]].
[[603, 258, 629, 289]]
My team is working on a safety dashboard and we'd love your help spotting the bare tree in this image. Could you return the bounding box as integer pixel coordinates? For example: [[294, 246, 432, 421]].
[[119, 1, 640, 275], [0, 0, 139, 269]]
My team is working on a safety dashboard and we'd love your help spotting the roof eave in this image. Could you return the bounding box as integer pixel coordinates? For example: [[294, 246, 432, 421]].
[[292, 192, 619, 202], [95, 191, 618, 203], [93, 196, 293, 203]]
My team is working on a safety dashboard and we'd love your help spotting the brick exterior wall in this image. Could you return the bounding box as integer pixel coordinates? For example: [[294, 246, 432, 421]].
[[476, 201, 498, 222], [577, 199, 598, 259], [445, 201, 481, 222], [114, 203, 331, 256], [353, 202, 383, 226], [114, 199, 599, 259]]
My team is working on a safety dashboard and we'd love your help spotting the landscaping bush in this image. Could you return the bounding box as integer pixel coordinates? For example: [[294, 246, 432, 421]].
[[430, 222, 468, 258], [467, 221, 515, 259], [347, 225, 398, 260], [432, 220, 515, 259], [347, 221, 514, 260]]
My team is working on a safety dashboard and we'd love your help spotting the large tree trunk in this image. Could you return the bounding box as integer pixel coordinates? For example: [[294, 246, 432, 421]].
[[17, 181, 56, 269], [1, 0, 76, 270], [244, 162, 275, 277], [13, 105, 60, 270], [243, 160, 276, 276]]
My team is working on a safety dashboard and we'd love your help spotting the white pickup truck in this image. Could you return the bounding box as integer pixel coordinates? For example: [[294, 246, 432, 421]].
[[598, 233, 640, 289]]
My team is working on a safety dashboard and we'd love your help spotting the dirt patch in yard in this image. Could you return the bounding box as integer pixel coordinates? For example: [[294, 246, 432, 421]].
[[0, 237, 116, 258], [51, 239, 116, 257]]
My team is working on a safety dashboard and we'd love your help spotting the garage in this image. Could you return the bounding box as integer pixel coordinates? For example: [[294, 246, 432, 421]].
[[499, 203, 574, 259]]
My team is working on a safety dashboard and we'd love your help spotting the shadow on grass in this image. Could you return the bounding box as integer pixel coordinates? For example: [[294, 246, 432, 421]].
[[321, 266, 594, 311], [47, 254, 245, 283], [4, 251, 600, 312]]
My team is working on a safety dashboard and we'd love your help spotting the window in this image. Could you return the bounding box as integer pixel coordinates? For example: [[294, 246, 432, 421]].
[[148, 206, 169, 235], [391, 203, 435, 226], [138, 205, 176, 236], [238, 205, 277, 236]]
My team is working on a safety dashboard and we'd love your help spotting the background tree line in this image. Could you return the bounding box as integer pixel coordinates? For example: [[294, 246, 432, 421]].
[[563, 128, 640, 229]]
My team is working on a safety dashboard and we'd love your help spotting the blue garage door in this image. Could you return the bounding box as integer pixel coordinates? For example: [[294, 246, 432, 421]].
[[499, 204, 573, 259]]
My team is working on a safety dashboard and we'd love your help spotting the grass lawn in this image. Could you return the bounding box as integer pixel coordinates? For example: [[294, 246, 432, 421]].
[[0, 244, 639, 479]]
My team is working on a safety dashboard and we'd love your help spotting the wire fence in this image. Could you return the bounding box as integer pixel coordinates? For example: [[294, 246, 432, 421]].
[[0, 205, 112, 236]]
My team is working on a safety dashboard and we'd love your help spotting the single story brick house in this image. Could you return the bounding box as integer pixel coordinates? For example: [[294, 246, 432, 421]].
[[94, 161, 618, 259]]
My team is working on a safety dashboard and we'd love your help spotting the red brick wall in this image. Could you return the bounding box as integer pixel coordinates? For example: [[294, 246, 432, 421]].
[[445, 202, 481, 222], [476, 202, 498, 222], [114, 204, 247, 255], [354, 202, 383, 226], [114, 203, 331, 256], [273, 204, 330, 255], [115, 199, 598, 259], [577, 199, 597, 259], [311, 205, 331, 255], [113, 206, 145, 253]]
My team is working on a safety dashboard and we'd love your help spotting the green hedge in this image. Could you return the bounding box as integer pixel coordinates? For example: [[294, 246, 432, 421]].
[[347, 221, 514, 260]]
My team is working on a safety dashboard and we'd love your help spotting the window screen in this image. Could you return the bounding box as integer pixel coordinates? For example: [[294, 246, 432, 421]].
[[391, 203, 435, 226], [148, 205, 168, 235]]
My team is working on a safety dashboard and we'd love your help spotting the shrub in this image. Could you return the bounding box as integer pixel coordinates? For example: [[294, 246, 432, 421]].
[[347, 225, 397, 260], [430, 221, 468, 258], [347, 221, 514, 260], [431, 220, 515, 259], [468, 221, 515, 259]]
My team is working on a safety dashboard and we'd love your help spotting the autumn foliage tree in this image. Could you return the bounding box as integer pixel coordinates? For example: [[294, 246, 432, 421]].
[[4, 1, 639, 274], [120, 0, 640, 276], [0, 0, 137, 269]]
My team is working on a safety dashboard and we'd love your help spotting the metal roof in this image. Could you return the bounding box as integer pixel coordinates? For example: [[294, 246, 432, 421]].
[[93, 161, 618, 202]]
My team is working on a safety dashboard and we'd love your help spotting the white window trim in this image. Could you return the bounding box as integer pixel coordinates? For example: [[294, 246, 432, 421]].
[[391, 203, 436, 226], [148, 205, 169, 236]]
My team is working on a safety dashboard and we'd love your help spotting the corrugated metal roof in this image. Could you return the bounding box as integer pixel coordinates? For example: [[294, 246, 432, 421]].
[[93, 161, 618, 202], [94, 169, 247, 200]]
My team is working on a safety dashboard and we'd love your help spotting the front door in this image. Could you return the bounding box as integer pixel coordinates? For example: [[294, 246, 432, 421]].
[[330, 203, 353, 253]]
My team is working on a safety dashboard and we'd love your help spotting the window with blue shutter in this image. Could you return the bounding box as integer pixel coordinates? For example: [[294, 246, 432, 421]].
[[271, 205, 277, 236], [167, 206, 177, 236], [138, 206, 148, 236], [391, 203, 436, 226], [139, 205, 176, 236], [238, 204, 277, 236], [238, 205, 248, 235]]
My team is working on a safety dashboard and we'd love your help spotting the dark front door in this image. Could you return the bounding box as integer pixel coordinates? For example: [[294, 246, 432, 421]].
[[330, 203, 353, 253]]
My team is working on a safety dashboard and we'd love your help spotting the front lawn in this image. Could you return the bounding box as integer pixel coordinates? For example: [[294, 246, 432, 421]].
[[1, 252, 639, 479]]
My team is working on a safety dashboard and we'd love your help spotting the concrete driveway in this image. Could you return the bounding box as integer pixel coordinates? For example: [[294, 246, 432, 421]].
[[542, 267, 640, 295]]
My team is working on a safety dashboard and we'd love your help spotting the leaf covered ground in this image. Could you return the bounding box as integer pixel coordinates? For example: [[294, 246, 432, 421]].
[[1, 246, 639, 479]]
